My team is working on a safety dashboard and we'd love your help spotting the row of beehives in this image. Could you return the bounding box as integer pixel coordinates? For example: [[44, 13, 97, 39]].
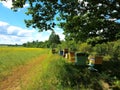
[[58, 49, 103, 66]]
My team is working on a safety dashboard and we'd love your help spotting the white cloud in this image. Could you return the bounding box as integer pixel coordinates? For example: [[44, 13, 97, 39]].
[[54, 27, 65, 40], [1, 0, 13, 9], [7, 26, 19, 34], [0, 21, 9, 26], [17, 29, 33, 37], [0, 0, 29, 9], [23, 3, 29, 8], [78, 0, 88, 7], [7, 26, 34, 37], [0, 21, 64, 45]]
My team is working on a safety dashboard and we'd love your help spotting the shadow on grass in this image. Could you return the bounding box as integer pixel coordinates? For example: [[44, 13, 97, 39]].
[[59, 60, 120, 90], [59, 64, 103, 90], [101, 60, 120, 90], [102, 60, 120, 78]]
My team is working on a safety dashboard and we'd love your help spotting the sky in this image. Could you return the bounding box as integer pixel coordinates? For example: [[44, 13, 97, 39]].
[[0, 0, 64, 45]]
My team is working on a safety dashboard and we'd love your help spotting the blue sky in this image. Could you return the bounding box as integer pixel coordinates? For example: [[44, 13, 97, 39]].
[[0, 0, 64, 45]]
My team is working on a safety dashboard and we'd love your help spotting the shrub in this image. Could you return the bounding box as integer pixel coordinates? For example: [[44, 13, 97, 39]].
[[92, 40, 120, 61], [103, 55, 112, 61], [79, 43, 92, 54], [113, 80, 120, 89], [93, 43, 109, 55], [57, 40, 79, 52], [111, 40, 120, 61]]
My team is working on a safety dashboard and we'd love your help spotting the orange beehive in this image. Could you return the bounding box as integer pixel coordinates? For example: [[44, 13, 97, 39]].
[[69, 52, 75, 62], [95, 56, 103, 64]]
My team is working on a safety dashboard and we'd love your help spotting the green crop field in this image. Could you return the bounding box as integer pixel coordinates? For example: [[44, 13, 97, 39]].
[[0, 47, 50, 89], [0, 48, 47, 74], [0, 47, 67, 90]]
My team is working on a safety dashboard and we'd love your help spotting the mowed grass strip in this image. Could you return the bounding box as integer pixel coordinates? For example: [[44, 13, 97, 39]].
[[0, 47, 50, 81], [24, 54, 66, 90], [0, 53, 48, 90], [0, 48, 64, 90]]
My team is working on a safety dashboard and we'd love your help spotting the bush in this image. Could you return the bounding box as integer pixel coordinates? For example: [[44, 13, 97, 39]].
[[92, 40, 120, 61], [57, 40, 79, 52], [93, 43, 108, 55], [103, 55, 112, 61], [111, 40, 120, 61], [79, 43, 92, 54]]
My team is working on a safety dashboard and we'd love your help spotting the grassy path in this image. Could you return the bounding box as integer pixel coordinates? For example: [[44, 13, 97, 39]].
[[0, 54, 48, 90]]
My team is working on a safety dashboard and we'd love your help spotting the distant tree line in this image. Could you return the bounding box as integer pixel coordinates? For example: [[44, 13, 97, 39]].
[[23, 40, 50, 48], [0, 44, 22, 47], [23, 31, 61, 48]]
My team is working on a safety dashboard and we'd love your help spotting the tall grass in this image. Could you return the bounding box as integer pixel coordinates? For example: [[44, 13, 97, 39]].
[[24, 40, 120, 90], [0, 47, 49, 81], [24, 54, 120, 90], [24, 54, 65, 90], [24, 53, 105, 90]]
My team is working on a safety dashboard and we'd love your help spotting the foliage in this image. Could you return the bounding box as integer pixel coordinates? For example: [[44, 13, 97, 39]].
[[48, 31, 61, 48], [1, 0, 119, 43], [12, 0, 59, 31], [77, 40, 120, 61], [62, 0, 120, 42], [57, 40, 78, 51], [23, 31, 61, 48], [87, 37, 108, 46], [92, 40, 120, 61], [78, 43, 92, 54], [113, 80, 120, 89], [23, 40, 50, 48], [111, 40, 120, 61], [63, 15, 120, 43]]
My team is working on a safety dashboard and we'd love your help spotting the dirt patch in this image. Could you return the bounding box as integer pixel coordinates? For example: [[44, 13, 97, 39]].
[[0, 54, 47, 90], [100, 80, 110, 90]]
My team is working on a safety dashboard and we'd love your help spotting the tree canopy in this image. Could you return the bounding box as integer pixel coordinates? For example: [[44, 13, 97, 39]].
[[61, 0, 120, 42], [2, 0, 120, 43], [48, 31, 61, 48]]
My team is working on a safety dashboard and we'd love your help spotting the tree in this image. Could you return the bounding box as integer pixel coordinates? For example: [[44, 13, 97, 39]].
[[63, 14, 120, 43], [22, 40, 51, 48], [10, 0, 60, 31], [61, 0, 120, 43], [2, 0, 120, 43], [48, 31, 61, 48]]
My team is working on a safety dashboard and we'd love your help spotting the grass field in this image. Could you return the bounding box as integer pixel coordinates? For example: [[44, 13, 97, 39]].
[[0, 47, 50, 89], [0, 47, 120, 90], [0, 47, 66, 90]]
